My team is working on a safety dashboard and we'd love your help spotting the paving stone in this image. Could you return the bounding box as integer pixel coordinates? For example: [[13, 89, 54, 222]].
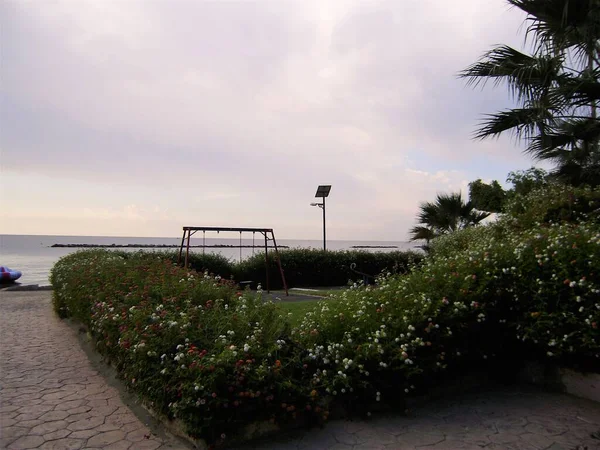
[[94, 421, 123, 432], [518, 432, 555, 449], [396, 431, 445, 447], [14, 411, 47, 421], [38, 410, 70, 421], [126, 428, 153, 442], [130, 440, 163, 450], [488, 431, 521, 444], [1, 426, 31, 444], [42, 428, 72, 440], [87, 430, 127, 446], [18, 418, 45, 428], [354, 428, 397, 446], [54, 399, 87, 410], [2, 417, 18, 427], [103, 441, 134, 450], [30, 419, 69, 435], [1, 411, 20, 421], [120, 421, 144, 433], [67, 415, 105, 431], [7, 434, 45, 449], [64, 412, 92, 423], [65, 405, 92, 415], [38, 437, 85, 449], [17, 404, 55, 415], [69, 428, 101, 439], [4, 291, 600, 450], [0, 405, 22, 413]]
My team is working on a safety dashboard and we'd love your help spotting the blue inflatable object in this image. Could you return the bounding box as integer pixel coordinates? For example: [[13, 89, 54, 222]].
[[0, 266, 22, 283]]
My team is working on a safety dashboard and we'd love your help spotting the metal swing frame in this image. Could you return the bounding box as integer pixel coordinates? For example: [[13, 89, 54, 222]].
[[176, 226, 288, 296]]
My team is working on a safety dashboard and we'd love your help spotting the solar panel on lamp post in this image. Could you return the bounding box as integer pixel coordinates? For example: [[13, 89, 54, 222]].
[[311, 185, 331, 251]]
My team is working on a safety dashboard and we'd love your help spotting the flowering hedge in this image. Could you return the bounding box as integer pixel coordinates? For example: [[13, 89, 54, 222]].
[[50, 188, 600, 446], [51, 251, 321, 445], [293, 220, 599, 412]]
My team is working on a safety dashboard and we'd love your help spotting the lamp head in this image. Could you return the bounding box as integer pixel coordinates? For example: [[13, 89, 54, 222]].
[[310, 202, 319, 206]]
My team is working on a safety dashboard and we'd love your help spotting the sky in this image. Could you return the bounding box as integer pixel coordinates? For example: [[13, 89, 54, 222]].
[[1, 0, 543, 241]]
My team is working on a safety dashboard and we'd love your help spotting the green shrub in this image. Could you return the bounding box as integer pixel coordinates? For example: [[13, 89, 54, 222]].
[[50, 189, 600, 445], [234, 249, 423, 289], [163, 251, 236, 280], [503, 184, 600, 229], [293, 220, 600, 412], [50, 251, 321, 445]]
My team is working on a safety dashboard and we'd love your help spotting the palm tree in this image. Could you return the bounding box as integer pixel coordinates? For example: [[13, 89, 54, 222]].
[[410, 192, 490, 243], [460, 0, 600, 185]]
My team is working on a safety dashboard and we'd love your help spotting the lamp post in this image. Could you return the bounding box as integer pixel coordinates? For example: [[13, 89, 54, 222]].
[[310, 185, 331, 251]]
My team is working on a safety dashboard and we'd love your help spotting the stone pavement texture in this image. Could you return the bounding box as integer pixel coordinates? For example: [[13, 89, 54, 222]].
[[0, 291, 185, 450], [235, 388, 600, 450], [1, 291, 599, 450]]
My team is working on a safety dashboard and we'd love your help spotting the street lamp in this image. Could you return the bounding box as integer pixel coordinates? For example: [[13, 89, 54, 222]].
[[310, 185, 331, 251]]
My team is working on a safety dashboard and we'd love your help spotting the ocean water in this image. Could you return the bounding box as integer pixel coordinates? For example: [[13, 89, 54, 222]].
[[0, 235, 419, 286]]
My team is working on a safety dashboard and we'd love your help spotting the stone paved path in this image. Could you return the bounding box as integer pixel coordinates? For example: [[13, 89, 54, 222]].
[[1, 291, 599, 450], [235, 388, 600, 449], [0, 291, 185, 450]]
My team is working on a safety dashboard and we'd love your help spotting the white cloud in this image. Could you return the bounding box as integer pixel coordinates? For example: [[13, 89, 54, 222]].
[[1, 0, 539, 240]]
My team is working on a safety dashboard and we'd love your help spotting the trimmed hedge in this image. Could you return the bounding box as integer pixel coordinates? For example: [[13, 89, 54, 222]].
[[234, 249, 422, 289], [295, 220, 600, 415], [156, 249, 423, 289], [164, 251, 236, 280], [51, 251, 315, 445], [49, 186, 600, 447]]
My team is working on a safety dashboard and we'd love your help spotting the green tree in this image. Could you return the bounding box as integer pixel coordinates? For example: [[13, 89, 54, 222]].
[[410, 192, 490, 243], [506, 167, 550, 196], [468, 179, 507, 212], [460, 0, 600, 186]]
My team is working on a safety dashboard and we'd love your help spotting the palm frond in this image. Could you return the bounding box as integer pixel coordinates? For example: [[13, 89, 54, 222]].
[[553, 70, 600, 108], [527, 117, 600, 159], [459, 46, 562, 102], [474, 107, 551, 140], [508, 0, 600, 58], [409, 226, 437, 242]]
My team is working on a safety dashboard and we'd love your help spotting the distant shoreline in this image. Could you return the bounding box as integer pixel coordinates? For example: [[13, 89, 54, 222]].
[[50, 244, 290, 249]]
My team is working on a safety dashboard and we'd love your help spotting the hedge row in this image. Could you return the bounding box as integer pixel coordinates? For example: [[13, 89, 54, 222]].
[[164, 249, 422, 289], [51, 252, 309, 445], [50, 186, 600, 447]]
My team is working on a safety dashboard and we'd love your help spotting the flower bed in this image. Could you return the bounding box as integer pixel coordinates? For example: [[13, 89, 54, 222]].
[[51, 251, 319, 446], [50, 189, 600, 446], [293, 221, 600, 412]]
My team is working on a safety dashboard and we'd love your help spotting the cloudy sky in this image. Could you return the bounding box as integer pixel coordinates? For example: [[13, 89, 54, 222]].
[[1, 0, 541, 241]]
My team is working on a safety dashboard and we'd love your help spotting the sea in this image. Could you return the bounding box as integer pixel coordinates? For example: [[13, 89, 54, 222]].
[[0, 235, 419, 286]]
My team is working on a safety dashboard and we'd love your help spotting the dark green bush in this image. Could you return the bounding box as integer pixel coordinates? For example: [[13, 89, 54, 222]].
[[50, 251, 319, 445], [50, 187, 600, 447], [163, 251, 236, 280], [295, 220, 600, 414], [234, 249, 423, 289], [504, 184, 600, 229]]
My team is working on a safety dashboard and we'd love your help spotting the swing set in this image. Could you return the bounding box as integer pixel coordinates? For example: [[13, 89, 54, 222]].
[[177, 226, 288, 296]]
